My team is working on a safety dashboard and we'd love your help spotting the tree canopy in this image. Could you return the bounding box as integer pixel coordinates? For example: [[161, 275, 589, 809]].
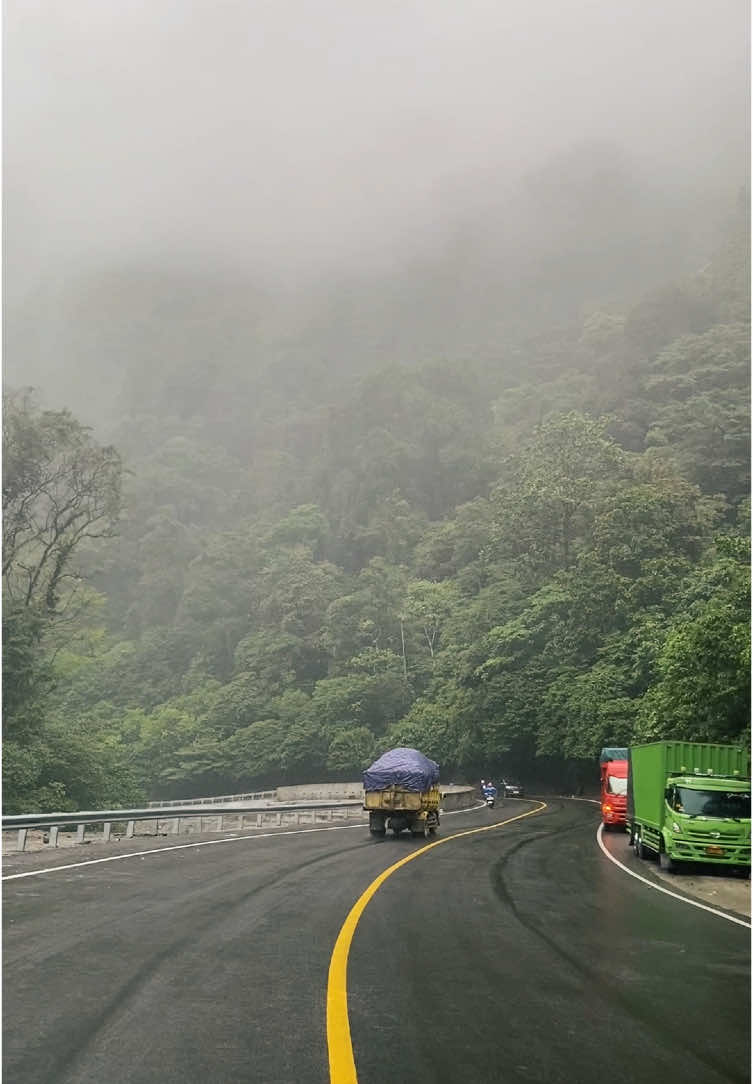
[[3, 204, 749, 811]]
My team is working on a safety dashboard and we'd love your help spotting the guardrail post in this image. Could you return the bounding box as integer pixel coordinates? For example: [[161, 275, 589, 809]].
[[126, 821, 135, 838], [276, 812, 282, 826], [48, 826, 59, 847], [76, 824, 86, 844], [16, 829, 27, 852], [171, 818, 181, 835], [103, 822, 112, 842]]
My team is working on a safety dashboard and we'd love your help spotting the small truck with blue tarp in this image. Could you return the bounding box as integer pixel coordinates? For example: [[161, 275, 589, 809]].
[[627, 741, 751, 872], [363, 747, 441, 838]]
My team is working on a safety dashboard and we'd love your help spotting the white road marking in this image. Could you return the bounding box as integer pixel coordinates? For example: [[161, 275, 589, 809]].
[[596, 823, 751, 930], [2, 802, 486, 881]]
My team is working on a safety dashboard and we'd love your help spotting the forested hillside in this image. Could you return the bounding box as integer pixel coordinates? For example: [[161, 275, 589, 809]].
[[3, 196, 749, 812]]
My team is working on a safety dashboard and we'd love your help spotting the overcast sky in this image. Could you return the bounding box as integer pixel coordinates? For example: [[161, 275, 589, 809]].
[[4, 0, 749, 298]]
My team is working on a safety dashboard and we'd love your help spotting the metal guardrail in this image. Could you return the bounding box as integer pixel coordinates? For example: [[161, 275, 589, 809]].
[[2, 789, 478, 854], [2, 800, 364, 853], [147, 791, 277, 808]]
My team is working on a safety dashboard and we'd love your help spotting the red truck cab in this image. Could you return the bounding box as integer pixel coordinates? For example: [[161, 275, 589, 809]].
[[599, 747, 628, 828]]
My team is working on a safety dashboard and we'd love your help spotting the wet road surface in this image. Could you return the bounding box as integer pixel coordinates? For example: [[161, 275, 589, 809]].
[[3, 799, 749, 1083]]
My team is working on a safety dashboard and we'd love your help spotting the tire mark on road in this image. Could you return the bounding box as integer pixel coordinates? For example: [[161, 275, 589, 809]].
[[35, 840, 371, 1084]]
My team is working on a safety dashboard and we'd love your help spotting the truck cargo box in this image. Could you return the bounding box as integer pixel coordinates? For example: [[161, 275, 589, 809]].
[[363, 786, 440, 812], [628, 741, 750, 829]]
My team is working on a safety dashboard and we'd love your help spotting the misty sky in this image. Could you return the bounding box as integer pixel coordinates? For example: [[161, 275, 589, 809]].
[[5, 0, 749, 299]]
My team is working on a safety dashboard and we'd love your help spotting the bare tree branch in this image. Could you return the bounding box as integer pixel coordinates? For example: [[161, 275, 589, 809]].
[[3, 392, 122, 618]]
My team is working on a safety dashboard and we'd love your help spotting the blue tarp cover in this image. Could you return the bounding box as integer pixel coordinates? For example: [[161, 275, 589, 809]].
[[600, 747, 628, 763], [363, 747, 440, 792]]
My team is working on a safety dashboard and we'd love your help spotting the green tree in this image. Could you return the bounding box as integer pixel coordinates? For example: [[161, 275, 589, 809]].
[[402, 579, 459, 661], [491, 413, 625, 574], [638, 537, 750, 744], [3, 391, 122, 614], [326, 727, 375, 775]]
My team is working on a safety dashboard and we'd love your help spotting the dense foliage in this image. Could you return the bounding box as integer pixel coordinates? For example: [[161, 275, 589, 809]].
[[3, 200, 749, 811]]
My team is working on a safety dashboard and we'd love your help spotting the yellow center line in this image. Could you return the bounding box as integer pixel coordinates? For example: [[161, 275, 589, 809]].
[[326, 801, 548, 1083]]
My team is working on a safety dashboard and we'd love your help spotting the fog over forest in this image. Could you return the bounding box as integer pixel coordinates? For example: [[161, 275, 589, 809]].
[[3, 0, 750, 809], [5, 0, 748, 420]]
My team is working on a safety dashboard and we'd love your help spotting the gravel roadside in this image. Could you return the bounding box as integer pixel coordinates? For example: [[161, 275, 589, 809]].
[[654, 863, 750, 918]]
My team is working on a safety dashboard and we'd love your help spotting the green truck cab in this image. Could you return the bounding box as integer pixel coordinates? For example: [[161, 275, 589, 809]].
[[627, 741, 750, 872]]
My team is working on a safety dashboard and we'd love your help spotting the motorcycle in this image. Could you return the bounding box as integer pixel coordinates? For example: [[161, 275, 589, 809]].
[[484, 791, 496, 809]]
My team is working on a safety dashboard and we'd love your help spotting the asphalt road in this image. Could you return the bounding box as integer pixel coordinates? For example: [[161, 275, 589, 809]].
[[3, 799, 750, 1084]]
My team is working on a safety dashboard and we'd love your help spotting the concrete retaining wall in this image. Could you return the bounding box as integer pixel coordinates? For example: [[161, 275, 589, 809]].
[[440, 787, 477, 811]]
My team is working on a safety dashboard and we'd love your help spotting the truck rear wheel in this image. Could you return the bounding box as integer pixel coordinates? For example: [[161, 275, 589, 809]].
[[369, 813, 386, 836], [634, 829, 650, 860]]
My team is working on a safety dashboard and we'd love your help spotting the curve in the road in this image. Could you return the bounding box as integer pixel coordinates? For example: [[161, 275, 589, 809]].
[[5, 798, 747, 1084], [326, 801, 547, 1084], [596, 823, 751, 929]]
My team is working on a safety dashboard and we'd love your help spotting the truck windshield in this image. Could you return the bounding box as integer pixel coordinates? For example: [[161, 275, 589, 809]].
[[675, 788, 751, 819], [607, 776, 627, 795]]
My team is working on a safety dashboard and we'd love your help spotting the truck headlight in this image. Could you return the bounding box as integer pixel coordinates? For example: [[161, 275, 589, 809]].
[[672, 822, 681, 833]]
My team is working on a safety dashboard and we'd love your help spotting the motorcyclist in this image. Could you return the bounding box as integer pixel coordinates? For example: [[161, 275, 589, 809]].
[[482, 780, 498, 803]]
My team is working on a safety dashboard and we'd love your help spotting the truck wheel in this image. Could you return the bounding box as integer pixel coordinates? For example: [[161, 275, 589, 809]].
[[392, 825, 402, 837], [369, 814, 386, 836], [634, 829, 649, 860], [659, 850, 678, 873]]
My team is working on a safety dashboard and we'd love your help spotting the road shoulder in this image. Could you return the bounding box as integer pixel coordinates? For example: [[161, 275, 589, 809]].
[[601, 823, 750, 919]]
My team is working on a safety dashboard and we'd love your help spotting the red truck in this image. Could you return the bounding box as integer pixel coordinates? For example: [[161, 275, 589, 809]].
[[600, 747, 628, 829]]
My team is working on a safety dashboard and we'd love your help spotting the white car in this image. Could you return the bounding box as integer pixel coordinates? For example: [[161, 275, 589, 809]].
[[502, 779, 524, 798]]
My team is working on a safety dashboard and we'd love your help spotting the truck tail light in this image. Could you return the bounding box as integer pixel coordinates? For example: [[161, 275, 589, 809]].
[[603, 804, 612, 813]]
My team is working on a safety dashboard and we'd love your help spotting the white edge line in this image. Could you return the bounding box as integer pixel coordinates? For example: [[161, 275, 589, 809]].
[[2, 801, 486, 881], [596, 823, 751, 930]]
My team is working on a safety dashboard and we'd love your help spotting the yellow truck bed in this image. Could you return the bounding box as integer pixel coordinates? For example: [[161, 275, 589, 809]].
[[363, 785, 440, 812]]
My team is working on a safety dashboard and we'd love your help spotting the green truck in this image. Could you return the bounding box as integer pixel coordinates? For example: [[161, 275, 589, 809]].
[[627, 741, 750, 872]]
